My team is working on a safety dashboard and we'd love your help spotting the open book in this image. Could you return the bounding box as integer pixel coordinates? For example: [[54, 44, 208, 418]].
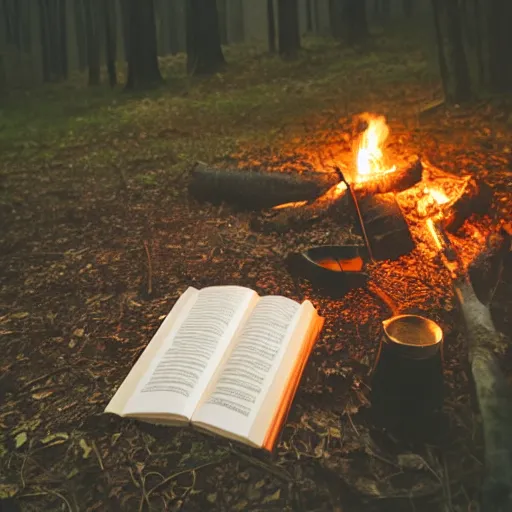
[[105, 286, 323, 451]]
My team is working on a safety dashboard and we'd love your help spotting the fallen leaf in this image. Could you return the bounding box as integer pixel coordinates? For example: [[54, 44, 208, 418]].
[[11, 312, 29, 319], [73, 328, 84, 337], [32, 390, 54, 400], [41, 432, 69, 445], [397, 453, 426, 470], [15, 432, 27, 448], [262, 489, 281, 503], [0, 483, 18, 499], [79, 439, 92, 459]]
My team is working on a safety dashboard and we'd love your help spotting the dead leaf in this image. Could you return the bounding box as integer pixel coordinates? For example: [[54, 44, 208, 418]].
[[11, 312, 29, 319], [41, 432, 69, 445], [15, 432, 27, 448], [262, 489, 281, 503], [79, 439, 92, 459], [397, 453, 426, 470]]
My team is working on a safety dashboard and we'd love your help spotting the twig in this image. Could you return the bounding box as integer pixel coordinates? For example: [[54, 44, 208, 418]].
[[143, 240, 153, 296], [19, 368, 69, 392], [91, 441, 104, 471], [147, 457, 229, 497], [46, 489, 73, 512]]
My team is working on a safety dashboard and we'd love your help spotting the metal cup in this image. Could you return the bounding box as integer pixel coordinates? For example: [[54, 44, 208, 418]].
[[370, 315, 444, 438]]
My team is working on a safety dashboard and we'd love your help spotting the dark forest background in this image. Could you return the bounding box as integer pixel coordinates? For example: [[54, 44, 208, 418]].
[[1, 0, 511, 100]]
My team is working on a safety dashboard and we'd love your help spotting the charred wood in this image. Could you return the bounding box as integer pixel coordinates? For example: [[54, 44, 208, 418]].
[[188, 162, 340, 210], [354, 191, 415, 261], [352, 158, 423, 196], [442, 177, 493, 233], [250, 184, 348, 233]]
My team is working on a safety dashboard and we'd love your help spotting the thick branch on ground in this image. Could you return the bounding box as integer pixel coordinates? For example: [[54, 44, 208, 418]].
[[352, 158, 423, 196], [250, 183, 348, 233], [354, 191, 415, 261], [454, 277, 512, 512], [188, 162, 340, 210], [442, 177, 493, 233]]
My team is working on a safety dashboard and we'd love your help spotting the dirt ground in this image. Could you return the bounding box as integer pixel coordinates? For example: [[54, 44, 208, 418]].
[[1, 35, 511, 511]]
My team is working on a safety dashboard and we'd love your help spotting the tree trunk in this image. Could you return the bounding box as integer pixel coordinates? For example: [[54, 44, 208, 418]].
[[39, 0, 51, 81], [305, 0, 313, 31], [277, 0, 300, 59], [125, 0, 162, 89], [403, 0, 413, 17], [217, 0, 228, 45], [445, 0, 472, 101], [343, 0, 368, 45], [431, 0, 450, 99], [329, 0, 343, 40], [84, 0, 100, 86], [186, 0, 225, 75], [168, 0, 179, 54], [74, 0, 86, 70], [267, 0, 276, 53], [104, 0, 117, 86], [58, 0, 68, 79], [487, 0, 512, 92]]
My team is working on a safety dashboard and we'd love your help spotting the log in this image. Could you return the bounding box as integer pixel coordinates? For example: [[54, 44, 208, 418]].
[[250, 183, 348, 234], [354, 191, 415, 261], [188, 162, 340, 210], [352, 158, 423, 196], [442, 177, 493, 233], [445, 225, 512, 511], [454, 278, 512, 512]]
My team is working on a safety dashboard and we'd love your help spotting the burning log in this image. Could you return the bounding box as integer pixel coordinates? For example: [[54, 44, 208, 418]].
[[354, 191, 415, 261], [442, 177, 493, 233], [188, 162, 340, 210], [250, 182, 348, 233], [353, 158, 423, 196]]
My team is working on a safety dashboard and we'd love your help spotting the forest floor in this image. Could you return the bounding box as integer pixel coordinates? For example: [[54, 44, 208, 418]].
[[1, 35, 511, 512]]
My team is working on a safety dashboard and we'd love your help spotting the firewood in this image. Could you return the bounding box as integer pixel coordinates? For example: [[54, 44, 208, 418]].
[[454, 278, 512, 512], [445, 226, 512, 512], [250, 183, 348, 234], [354, 191, 415, 261], [442, 177, 493, 233], [188, 162, 340, 210], [352, 158, 423, 196]]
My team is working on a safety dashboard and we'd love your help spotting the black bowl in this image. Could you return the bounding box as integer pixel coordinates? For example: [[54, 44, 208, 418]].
[[286, 245, 369, 297]]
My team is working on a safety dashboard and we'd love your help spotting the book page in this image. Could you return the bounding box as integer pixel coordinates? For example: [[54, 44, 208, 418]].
[[191, 295, 303, 440], [122, 286, 258, 420]]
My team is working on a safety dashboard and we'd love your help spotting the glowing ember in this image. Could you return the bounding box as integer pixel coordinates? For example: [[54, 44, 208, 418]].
[[427, 187, 449, 205], [426, 218, 444, 251], [355, 114, 396, 182]]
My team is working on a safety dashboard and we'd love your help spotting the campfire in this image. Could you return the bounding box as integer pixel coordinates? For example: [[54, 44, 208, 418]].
[[259, 112, 495, 266]]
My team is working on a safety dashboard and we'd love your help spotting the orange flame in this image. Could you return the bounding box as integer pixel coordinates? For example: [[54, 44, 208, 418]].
[[426, 187, 449, 205], [356, 115, 396, 182]]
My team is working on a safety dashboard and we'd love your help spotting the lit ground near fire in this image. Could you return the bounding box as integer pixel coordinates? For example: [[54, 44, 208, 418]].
[[1, 35, 511, 511]]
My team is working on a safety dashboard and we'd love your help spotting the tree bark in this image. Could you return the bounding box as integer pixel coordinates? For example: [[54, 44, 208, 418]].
[[104, 0, 117, 87], [267, 0, 276, 53], [125, 0, 162, 89], [343, 0, 368, 45], [445, 0, 472, 101], [431, 0, 450, 99], [277, 0, 300, 59], [186, 0, 225, 75], [217, 0, 228, 45], [403, 0, 413, 18], [329, 0, 343, 40], [84, 0, 100, 86], [305, 0, 313, 31], [487, 0, 512, 92], [168, 0, 179, 54]]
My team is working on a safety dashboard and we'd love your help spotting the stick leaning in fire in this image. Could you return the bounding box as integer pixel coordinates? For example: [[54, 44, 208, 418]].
[[433, 221, 512, 511]]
